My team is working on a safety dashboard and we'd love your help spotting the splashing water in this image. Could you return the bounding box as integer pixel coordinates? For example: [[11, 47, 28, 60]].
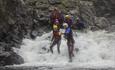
[[14, 30, 115, 68]]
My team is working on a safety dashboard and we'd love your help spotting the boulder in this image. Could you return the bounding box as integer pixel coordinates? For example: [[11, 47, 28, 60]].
[[4, 52, 24, 65], [95, 17, 111, 29], [108, 25, 115, 32]]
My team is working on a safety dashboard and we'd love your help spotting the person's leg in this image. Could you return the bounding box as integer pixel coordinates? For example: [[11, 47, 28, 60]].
[[67, 41, 72, 62], [71, 39, 75, 57], [50, 40, 56, 53], [50, 44, 54, 53], [71, 43, 74, 57], [57, 39, 61, 54]]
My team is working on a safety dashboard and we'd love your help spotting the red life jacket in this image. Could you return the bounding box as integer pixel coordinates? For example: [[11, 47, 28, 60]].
[[53, 31, 61, 39]]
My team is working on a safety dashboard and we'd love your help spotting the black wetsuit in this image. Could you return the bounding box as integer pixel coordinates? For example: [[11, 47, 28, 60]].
[[64, 27, 75, 61]]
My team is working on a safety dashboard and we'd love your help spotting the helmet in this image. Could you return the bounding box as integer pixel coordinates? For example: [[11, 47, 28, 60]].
[[53, 25, 58, 30], [65, 15, 70, 19], [63, 23, 68, 28]]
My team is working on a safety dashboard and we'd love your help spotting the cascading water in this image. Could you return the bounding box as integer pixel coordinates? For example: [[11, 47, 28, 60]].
[[14, 30, 115, 68]]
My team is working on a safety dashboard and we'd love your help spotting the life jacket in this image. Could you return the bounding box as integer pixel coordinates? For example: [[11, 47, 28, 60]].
[[65, 27, 73, 40], [53, 31, 61, 39]]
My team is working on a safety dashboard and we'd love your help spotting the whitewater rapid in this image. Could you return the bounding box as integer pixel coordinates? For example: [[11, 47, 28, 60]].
[[14, 30, 115, 68]]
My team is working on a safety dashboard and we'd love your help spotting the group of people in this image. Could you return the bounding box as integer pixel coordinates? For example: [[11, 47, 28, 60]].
[[49, 7, 84, 62]]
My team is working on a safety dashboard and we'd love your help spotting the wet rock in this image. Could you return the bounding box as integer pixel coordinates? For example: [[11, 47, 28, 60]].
[[0, 52, 11, 57], [108, 25, 115, 32], [80, 1, 96, 28], [38, 13, 49, 26], [79, 0, 115, 31], [108, 16, 115, 25], [95, 17, 111, 29], [93, 0, 115, 17], [0, 0, 33, 66], [30, 30, 39, 39], [0, 51, 11, 66], [5, 52, 24, 65], [90, 26, 99, 31], [0, 42, 24, 66], [36, 3, 49, 10], [48, 0, 61, 5]]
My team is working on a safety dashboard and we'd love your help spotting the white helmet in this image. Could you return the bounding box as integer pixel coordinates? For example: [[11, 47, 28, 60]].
[[63, 23, 68, 28]]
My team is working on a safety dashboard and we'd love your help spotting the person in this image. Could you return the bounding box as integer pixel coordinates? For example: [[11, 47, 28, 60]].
[[50, 25, 61, 54], [64, 15, 73, 27], [76, 17, 85, 30], [50, 7, 64, 27], [63, 23, 75, 62]]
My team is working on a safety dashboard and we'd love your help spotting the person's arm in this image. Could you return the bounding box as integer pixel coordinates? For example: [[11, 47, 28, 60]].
[[50, 31, 54, 41], [51, 34, 54, 41]]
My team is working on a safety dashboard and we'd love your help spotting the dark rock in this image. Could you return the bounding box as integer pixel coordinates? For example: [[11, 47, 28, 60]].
[[93, 0, 115, 17], [94, 17, 111, 29], [79, 0, 115, 31], [90, 26, 99, 31], [36, 2, 49, 10], [48, 0, 61, 5], [108, 25, 115, 32], [0, 0, 33, 66], [38, 13, 49, 26], [4, 52, 24, 65], [30, 30, 39, 39], [0, 52, 11, 57], [0, 42, 24, 66], [108, 16, 115, 25], [80, 1, 96, 27]]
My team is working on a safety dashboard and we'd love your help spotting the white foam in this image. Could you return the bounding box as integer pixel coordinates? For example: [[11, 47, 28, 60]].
[[14, 30, 115, 68]]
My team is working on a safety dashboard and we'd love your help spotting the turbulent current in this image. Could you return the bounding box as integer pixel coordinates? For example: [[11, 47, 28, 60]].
[[14, 30, 115, 68]]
